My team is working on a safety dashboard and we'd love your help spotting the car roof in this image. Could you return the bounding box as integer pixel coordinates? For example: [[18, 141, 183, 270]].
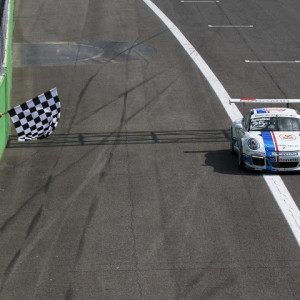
[[250, 107, 300, 118]]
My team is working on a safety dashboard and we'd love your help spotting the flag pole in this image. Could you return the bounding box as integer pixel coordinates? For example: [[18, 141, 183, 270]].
[[0, 111, 9, 118]]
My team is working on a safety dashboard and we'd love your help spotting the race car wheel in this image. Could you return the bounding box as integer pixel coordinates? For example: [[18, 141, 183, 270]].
[[238, 145, 244, 169]]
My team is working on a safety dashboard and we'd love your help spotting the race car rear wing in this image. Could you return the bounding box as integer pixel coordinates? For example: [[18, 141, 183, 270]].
[[230, 98, 300, 104], [230, 99, 300, 110]]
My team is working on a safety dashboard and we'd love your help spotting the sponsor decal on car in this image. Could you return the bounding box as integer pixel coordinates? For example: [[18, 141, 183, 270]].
[[256, 108, 286, 114], [279, 134, 297, 140], [272, 152, 298, 156], [279, 144, 300, 148], [278, 158, 298, 162]]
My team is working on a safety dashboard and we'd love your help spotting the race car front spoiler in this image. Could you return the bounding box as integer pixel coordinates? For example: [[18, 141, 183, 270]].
[[243, 153, 300, 172]]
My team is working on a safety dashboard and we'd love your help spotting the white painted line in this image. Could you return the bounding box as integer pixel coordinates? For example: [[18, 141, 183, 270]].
[[142, 0, 241, 121], [246, 60, 300, 63], [264, 175, 300, 242], [209, 25, 253, 28], [143, 0, 300, 247]]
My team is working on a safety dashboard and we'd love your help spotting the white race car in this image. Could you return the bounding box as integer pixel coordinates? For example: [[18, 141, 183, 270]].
[[231, 100, 300, 172]]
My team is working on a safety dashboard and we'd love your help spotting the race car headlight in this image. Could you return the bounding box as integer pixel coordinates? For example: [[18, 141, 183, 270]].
[[247, 138, 260, 150]]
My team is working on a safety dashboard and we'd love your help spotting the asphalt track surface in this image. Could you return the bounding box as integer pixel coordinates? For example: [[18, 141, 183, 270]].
[[0, 0, 300, 299]]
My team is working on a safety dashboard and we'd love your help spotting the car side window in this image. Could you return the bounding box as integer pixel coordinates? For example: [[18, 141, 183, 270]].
[[244, 112, 251, 131]]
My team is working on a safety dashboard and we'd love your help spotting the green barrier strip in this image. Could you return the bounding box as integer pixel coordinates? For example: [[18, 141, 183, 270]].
[[0, 0, 14, 159]]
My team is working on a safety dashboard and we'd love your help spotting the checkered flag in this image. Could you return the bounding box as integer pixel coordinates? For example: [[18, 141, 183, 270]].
[[8, 88, 61, 141]]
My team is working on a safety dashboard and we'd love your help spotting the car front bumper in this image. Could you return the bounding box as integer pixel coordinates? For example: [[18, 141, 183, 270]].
[[243, 153, 300, 172]]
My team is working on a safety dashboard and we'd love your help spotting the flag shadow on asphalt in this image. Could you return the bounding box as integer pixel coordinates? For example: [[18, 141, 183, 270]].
[[7, 129, 231, 148]]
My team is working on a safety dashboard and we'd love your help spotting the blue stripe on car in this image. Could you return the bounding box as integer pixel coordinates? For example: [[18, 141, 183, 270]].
[[261, 131, 276, 171], [261, 131, 275, 153]]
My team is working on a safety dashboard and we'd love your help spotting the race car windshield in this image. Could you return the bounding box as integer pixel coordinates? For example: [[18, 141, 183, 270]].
[[250, 117, 300, 131]]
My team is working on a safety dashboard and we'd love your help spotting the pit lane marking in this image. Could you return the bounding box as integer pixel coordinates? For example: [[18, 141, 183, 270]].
[[142, 0, 300, 247]]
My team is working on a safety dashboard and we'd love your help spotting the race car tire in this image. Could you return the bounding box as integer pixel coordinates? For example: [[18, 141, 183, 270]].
[[230, 128, 235, 154], [238, 145, 244, 169]]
